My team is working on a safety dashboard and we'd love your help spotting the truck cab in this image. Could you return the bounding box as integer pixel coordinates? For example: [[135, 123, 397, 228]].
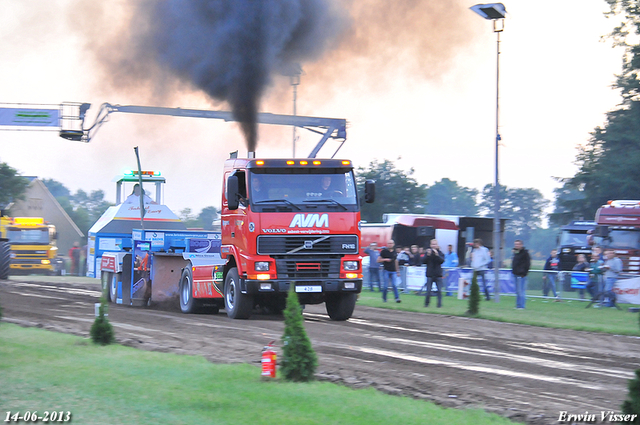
[[595, 200, 640, 274], [0, 216, 60, 275], [557, 220, 596, 271], [221, 157, 374, 320]]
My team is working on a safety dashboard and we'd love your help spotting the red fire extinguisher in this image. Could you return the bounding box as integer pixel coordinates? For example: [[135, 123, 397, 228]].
[[261, 340, 277, 379]]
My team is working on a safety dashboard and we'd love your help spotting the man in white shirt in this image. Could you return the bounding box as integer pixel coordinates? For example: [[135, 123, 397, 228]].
[[470, 238, 492, 300]]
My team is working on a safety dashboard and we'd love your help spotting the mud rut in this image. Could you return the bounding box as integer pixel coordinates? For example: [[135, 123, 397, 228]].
[[1, 277, 639, 424]]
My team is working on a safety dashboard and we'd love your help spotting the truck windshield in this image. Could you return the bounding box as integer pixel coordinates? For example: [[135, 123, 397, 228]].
[[249, 170, 358, 211], [7, 228, 50, 244], [607, 229, 640, 249], [559, 231, 589, 246]]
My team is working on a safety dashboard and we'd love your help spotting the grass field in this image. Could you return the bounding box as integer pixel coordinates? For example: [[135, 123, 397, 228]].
[[0, 324, 514, 425], [356, 289, 640, 335]]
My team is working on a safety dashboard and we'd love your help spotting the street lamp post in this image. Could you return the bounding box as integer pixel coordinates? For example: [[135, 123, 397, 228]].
[[470, 3, 506, 302], [290, 65, 302, 157]]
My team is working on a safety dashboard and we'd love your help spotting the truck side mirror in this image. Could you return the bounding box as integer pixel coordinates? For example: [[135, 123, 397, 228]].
[[364, 180, 375, 203], [226, 175, 240, 210]]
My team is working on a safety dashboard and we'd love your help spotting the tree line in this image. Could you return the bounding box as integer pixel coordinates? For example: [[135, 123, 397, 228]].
[[354, 158, 554, 258]]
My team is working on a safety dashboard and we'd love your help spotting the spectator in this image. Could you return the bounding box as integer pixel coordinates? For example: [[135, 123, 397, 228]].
[[488, 249, 494, 269], [443, 244, 459, 268], [418, 246, 426, 265], [364, 242, 382, 292], [586, 246, 604, 302], [572, 254, 590, 299], [397, 246, 410, 266], [512, 239, 531, 310], [602, 249, 623, 307], [408, 244, 421, 266], [423, 239, 445, 308], [543, 249, 560, 300], [68, 242, 81, 276], [378, 240, 401, 303], [470, 238, 492, 301]]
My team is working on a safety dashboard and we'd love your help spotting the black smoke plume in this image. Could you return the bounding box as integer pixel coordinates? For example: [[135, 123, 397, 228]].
[[108, 0, 346, 152]]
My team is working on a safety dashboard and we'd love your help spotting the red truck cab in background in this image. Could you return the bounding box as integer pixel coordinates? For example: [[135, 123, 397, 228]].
[[595, 200, 640, 274], [220, 156, 375, 320]]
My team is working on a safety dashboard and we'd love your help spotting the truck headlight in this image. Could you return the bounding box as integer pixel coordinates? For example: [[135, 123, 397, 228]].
[[343, 261, 358, 271], [255, 261, 270, 271], [41, 259, 51, 265]]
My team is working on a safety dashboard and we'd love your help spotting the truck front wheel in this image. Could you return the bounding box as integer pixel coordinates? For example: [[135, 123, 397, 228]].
[[325, 293, 357, 321], [180, 268, 200, 314], [224, 267, 253, 319], [0, 241, 10, 280]]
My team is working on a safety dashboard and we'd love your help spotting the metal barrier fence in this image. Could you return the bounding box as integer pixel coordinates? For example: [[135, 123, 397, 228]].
[[363, 266, 640, 304]]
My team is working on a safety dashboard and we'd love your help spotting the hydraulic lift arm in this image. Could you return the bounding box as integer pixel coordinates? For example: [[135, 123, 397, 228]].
[[60, 102, 347, 158]]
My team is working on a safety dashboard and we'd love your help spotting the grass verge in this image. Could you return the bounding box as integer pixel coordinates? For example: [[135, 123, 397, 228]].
[[357, 289, 640, 335], [0, 323, 514, 425]]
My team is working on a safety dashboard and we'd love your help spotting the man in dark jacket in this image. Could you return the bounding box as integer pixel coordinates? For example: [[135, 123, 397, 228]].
[[423, 239, 445, 308], [512, 239, 531, 309]]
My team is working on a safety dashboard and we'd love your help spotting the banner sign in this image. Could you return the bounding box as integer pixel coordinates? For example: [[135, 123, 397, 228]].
[[404, 266, 516, 294], [0, 108, 59, 127], [613, 277, 640, 304], [445, 268, 515, 294]]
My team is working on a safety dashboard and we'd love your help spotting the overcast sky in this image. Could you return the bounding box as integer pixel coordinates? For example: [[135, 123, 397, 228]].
[[0, 1, 623, 221]]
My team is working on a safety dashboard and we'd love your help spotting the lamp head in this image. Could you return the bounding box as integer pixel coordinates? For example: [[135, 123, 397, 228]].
[[470, 3, 506, 20]]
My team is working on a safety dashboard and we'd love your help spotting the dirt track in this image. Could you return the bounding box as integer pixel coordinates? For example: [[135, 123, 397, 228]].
[[2, 276, 639, 424]]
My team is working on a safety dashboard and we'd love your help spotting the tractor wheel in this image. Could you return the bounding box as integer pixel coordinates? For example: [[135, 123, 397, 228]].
[[109, 274, 118, 303], [224, 267, 253, 319], [325, 293, 357, 321], [179, 267, 200, 314], [0, 241, 10, 280]]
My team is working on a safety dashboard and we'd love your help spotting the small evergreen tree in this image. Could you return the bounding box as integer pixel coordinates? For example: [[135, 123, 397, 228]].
[[621, 369, 640, 424], [280, 284, 318, 382], [90, 296, 114, 345], [466, 272, 480, 316]]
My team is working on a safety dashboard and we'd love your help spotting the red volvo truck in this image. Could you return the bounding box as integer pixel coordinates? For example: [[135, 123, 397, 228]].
[[186, 155, 375, 320]]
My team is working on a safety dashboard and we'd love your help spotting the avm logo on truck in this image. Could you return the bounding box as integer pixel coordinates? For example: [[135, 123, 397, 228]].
[[289, 213, 329, 228]]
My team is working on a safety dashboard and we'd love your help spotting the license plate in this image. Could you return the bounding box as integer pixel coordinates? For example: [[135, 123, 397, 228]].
[[295, 285, 322, 293]]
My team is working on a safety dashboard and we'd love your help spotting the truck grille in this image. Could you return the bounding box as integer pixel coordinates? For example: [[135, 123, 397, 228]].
[[257, 235, 358, 255], [275, 257, 341, 279]]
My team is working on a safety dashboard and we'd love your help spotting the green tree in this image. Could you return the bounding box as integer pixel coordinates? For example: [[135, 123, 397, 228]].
[[356, 159, 428, 222], [280, 285, 318, 382], [556, 1, 640, 218], [479, 184, 549, 246], [41, 178, 71, 199], [179, 208, 200, 228], [621, 369, 640, 423], [197, 206, 219, 230], [42, 180, 113, 237], [90, 296, 115, 345], [466, 272, 480, 316], [425, 178, 479, 216], [0, 162, 29, 208]]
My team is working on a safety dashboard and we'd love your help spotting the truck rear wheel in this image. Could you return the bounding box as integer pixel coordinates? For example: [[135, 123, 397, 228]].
[[0, 241, 10, 280], [109, 274, 118, 303], [325, 293, 357, 321], [180, 268, 200, 314], [224, 267, 253, 319]]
